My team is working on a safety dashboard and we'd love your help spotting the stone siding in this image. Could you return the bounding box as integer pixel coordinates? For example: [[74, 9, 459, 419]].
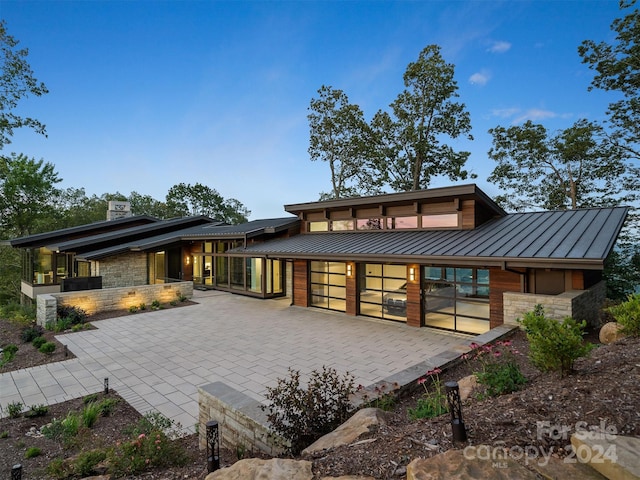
[[36, 282, 193, 326], [198, 382, 287, 457], [503, 281, 606, 327], [96, 252, 148, 289]]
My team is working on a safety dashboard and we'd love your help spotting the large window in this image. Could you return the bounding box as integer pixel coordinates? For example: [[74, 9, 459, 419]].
[[423, 267, 490, 334], [310, 261, 346, 311], [359, 264, 407, 322]]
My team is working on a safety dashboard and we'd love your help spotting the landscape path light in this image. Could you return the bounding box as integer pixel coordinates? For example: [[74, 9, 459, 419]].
[[445, 381, 467, 442], [206, 420, 220, 472], [12, 464, 22, 480]]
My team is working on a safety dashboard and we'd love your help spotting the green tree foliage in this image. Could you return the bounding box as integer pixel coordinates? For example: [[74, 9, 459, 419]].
[[165, 182, 250, 223], [0, 153, 61, 236], [0, 20, 48, 149], [371, 45, 474, 191], [579, 1, 640, 161], [604, 247, 640, 300], [487, 119, 639, 212], [128, 191, 169, 218], [308, 86, 377, 199]]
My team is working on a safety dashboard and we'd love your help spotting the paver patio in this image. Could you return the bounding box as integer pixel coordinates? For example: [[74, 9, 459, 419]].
[[0, 290, 482, 432]]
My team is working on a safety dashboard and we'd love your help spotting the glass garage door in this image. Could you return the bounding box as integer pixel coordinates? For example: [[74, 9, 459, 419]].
[[310, 261, 346, 312]]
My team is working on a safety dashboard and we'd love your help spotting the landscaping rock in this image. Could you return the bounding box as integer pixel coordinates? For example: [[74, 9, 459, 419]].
[[599, 322, 627, 344], [205, 458, 313, 480], [320, 477, 377, 480], [571, 433, 640, 480], [457, 374, 478, 401], [302, 408, 387, 455], [406, 449, 538, 479]]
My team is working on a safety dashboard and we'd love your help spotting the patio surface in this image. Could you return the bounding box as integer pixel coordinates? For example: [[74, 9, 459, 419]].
[[0, 290, 493, 432]]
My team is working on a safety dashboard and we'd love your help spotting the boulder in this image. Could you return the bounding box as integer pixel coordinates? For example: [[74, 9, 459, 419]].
[[302, 408, 387, 455], [457, 375, 478, 401], [205, 458, 313, 480], [599, 322, 626, 344], [407, 449, 538, 479], [320, 477, 376, 480]]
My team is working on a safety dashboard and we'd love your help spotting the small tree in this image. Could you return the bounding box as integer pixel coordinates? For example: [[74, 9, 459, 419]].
[[518, 305, 594, 376], [261, 366, 356, 455]]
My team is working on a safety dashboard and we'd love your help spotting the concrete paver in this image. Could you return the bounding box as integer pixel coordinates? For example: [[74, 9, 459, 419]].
[[0, 290, 482, 432]]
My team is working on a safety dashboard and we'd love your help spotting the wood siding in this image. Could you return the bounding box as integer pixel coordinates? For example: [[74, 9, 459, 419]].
[[292, 260, 309, 307], [489, 268, 524, 328], [346, 262, 357, 316], [406, 264, 422, 327]]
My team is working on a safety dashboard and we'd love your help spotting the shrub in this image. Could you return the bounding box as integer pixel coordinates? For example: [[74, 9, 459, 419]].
[[607, 293, 640, 336], [6, 401, 23, 418], [129, 305, 139, 313], [83, 393, 99, 404], [32, 336, 47, 349], [109, 430, 187, 476], [42, 411, 80, 444], [0, 303, 36, 323], [24, 404, 49, 418], [139, 303, 147, 310], [261, 366, 356, 455], [56, 305, 88, 325], [408, 368, 448, 420], [25, 446, 41, 458], [169, 300, 178, 306], [74, 449, 107, 477], [1, 343, 18, 366], [47, 458, 73, 479], [0, 430, 8, 438], [82, 402, 101, 428], [39, 342, 57, 354], [151, 300, 161, 310], [464, 339, 526, 398], [97, 398, 119, 417], [21, 325, 44, 343], [72, 323, 89, 332], [125, 411, 177, 437], [518, 305, 594, 376], [53, 317, 72, 332]]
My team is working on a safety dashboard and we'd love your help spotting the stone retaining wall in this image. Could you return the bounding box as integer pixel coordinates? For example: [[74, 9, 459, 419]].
[[36, 281, 194, 326], [503, 281, 606, 327], [198, 382, 287, 457]]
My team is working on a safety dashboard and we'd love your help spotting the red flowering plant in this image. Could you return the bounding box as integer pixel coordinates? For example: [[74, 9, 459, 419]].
[[462, 339, 526, 398], [407, 367, 448, 420]]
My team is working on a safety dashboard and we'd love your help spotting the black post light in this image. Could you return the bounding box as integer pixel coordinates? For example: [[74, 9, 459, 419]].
[[445, 381, 467, 442], [206, 420, 220, 472], [12, 464, 22, 480], [104, 377, 109, 395]]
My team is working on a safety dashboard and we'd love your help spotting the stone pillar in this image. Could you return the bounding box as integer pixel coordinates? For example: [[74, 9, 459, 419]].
[[37, 294, 57, 327]]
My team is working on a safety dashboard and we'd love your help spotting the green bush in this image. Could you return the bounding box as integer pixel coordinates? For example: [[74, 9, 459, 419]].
[[465, 340, 526, 398], [1, 343, 18, 366], [24, 404, 49, 418], [261, 366, 356, 455], [518, 305, 594, 376], [151, 300, 161, 310], [53, 317, 72, 332], [82, 402, 101, 428], [83, 393, 99, 404], [39, 342, 57, 354], [125, 411, 176, 437], [408, 368, 448, 420], [21, 325, 44, 343], [42, 411, 80, 444], [139, 303, 147, 310], [128, 305, 139, 313], [25, 446, 41, 458], [109, 430, 187, 476], [0, 303, 36, 323], [6, 401, 23, 418], [97, 398, 119, 417], [47, 458, 73, 479], [607, 293, 640, 336], [74, 449, 107, 477], [32, 336, 47, 349]]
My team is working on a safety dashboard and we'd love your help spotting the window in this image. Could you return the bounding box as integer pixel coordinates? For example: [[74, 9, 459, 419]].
[[309, 221, 329, 232], [357, 218, 383, 230], [246, 257, 262, 293], [386, 216, 418, 229], [423, 267, 490, 334], [421, 213, 458, 228], [331, 220, 354, 231]]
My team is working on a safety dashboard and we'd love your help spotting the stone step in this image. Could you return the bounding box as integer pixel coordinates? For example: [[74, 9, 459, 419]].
[[532, 455, 608, 480], [570, 433, 640, 480]]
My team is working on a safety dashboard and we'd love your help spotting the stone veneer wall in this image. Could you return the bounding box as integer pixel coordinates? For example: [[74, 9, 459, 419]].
[[198, 382, 287, 457], [95, 252, 148, 289], [36, 281, 193, 326], [503, 281, 606, 327]]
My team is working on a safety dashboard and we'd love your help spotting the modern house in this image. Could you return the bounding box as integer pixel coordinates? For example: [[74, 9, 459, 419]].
[[8, 184, 628, 335]]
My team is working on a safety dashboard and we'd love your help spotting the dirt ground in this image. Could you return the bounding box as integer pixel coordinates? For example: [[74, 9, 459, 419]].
[[2, 305, 638, 479]]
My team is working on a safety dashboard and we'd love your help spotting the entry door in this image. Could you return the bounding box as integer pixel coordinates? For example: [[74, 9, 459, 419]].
[[167, 247, 182, 281]]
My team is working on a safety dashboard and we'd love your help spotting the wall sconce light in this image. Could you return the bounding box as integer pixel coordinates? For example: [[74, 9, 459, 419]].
[[346, 264, 353, 277], [409, 267, 416, 281], [185, 256, 190, 265]]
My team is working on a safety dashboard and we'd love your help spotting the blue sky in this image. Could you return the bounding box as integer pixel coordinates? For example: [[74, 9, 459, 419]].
[[1, 0, 623, 219]]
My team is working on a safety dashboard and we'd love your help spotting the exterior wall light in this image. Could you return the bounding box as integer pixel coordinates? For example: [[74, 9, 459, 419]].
[[206, 420, 220, 472], [409, 267, 416, 282], [185, 256, 190, 265], [346, 263, 353, 277]]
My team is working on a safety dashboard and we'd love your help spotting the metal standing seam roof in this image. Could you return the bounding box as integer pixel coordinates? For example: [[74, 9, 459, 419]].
[[230, 207, 629, 269], [75, 217, 299, 260]]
